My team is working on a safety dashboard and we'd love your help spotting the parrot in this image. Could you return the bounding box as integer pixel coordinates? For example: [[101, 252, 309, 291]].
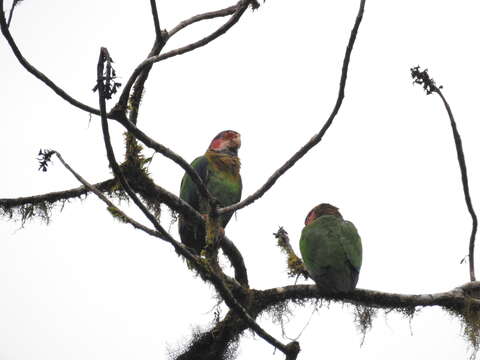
[[179, 130, 242, 254], [299, 203, 362, 293]]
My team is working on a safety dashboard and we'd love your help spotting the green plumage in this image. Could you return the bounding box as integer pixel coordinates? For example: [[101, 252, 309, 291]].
[[179, 151, 242, 254], [300, 215, 362, 293]]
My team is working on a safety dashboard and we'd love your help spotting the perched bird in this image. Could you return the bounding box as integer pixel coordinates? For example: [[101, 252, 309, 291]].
[[299, 203, 362, 293], [179, 130, 242, 254]]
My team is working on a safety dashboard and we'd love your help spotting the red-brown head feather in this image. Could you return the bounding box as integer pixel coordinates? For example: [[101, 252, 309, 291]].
[[304, 203, 342, 225], [208, 130, 241, 154]]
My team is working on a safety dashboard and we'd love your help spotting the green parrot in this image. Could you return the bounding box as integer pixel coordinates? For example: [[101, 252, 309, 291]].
[[179, 130, 242, 254], [299, 203, 362, 293]]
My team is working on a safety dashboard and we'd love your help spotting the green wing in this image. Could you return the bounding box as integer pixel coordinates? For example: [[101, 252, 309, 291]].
[[179, 156, 210, 213], [339, 220, 362, 272], [179, 156, 209, 253]]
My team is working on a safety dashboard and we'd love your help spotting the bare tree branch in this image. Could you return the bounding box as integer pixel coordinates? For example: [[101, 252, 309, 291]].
[[218, 0, 367, 216], [0, 0, 101, 116], [149, 0, 162, 41], [168, 4, 238, 38], [411, 66, 478, 282], [437, 89, 478, 282], [117, 0, 251, 109], [6, 0, 21, 27]]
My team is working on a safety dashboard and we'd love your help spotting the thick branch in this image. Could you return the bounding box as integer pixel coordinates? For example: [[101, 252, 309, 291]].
[[177, 281, 480, 360], [0, 0, 101, 116], [218, 0, 367, 215], [258, 282, 480, 312]]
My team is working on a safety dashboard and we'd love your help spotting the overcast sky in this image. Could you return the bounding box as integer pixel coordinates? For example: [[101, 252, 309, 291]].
[[1, 0, 480, 359]]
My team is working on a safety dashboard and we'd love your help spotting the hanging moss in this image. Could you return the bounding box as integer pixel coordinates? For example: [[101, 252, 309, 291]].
[[353, 304, 377, 345], [447, 298, 480, 360]]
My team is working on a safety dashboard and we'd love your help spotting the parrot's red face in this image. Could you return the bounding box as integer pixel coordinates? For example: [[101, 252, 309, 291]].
[[305, 203, 342, 225], [208, 130, 241, 155]]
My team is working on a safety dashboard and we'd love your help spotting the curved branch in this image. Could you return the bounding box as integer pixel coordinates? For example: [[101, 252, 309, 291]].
[[437, 89, 478, 282], [0, 0, 101, 116], [221, 235, 249, 287], [411, 67, 478, 282], [117, 0, 251, 108], [168, 4, 238, 38], [218, 0, 367, 215]]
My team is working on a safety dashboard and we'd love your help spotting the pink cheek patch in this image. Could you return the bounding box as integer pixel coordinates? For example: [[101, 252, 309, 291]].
[[305, 211, 316, 225], [210, 139, 224, 150]]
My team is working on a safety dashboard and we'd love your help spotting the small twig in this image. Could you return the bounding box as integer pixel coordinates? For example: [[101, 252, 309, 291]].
[[218, 0, 367, 215], [411, 66, 478, 282], [6, 0, 21, 28]]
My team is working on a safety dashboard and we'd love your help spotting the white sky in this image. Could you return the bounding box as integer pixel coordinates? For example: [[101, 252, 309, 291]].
[[1, 0, 480, 359]]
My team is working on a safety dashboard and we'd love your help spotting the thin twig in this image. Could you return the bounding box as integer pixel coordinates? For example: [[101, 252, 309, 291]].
[[218, 0, 367, 215], [0, 0, 101, 116], [6, 0, 18, 27], [411, 66, 478, 282], [437, 89, 478, 282], [53, 152, 159, 238]]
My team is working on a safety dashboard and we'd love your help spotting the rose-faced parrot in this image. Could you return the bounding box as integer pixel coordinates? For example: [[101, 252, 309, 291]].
[[299, 203, 362, 293], [179, 130, 242, 254]]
